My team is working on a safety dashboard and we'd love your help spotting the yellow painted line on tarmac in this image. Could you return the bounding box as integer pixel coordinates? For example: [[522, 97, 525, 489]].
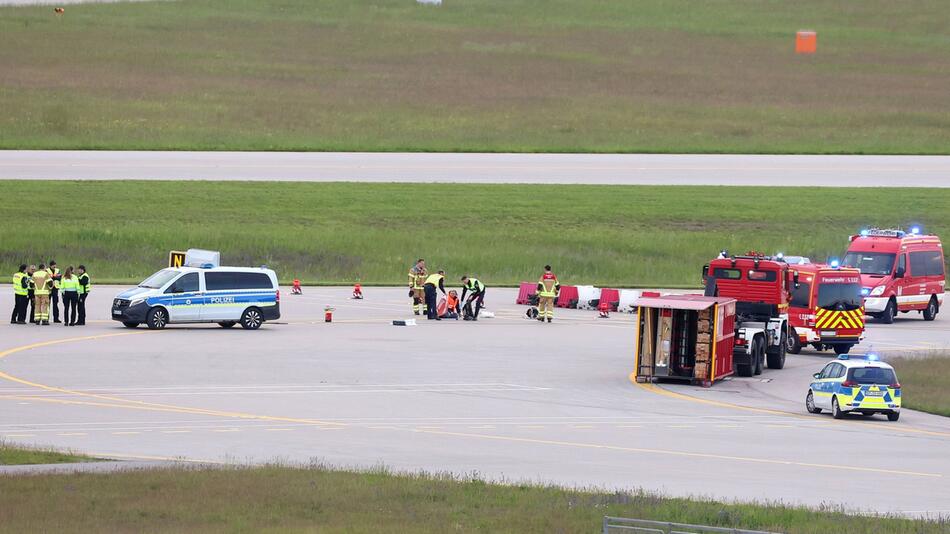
[[630, 374, 950, 439], [0, 333, 346, 428], [412, 428, 941, 479]]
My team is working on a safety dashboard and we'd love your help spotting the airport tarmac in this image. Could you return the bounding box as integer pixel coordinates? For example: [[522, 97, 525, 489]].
[[1, 286, 949, 516]]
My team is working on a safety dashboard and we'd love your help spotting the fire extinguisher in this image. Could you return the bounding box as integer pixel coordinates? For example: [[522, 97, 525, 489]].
[[324, 305, 335, 323]]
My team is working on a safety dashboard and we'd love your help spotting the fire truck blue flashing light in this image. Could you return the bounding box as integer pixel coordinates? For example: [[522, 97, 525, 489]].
[[910, 226, 921, 235], [860, 229, 870, 237], [830, 259, 841, 269]]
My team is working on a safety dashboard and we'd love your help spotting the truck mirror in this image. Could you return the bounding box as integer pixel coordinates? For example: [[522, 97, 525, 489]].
[[701, 265, 709, 286], [895, 266, 905, 278], [793, 272, 800, 289]]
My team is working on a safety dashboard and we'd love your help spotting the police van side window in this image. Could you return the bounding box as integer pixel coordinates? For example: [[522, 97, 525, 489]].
[[165, 273, 199, 294], [819, 363, 835, 379], [206, 272, 273, 291], [832, 364, 846, 379]]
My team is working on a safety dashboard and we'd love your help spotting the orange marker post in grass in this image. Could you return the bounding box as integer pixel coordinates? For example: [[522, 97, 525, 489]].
[[796, 30, 817, 54]]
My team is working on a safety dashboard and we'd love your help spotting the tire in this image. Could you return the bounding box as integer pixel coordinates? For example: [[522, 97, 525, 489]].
[[880, 299, 896, 324], [753, 337, 764, 375], [787, 331, 802, 355], [736, 359, 754, 377], [833, 344, 852, 356], [811, 343, 823, 352], [122, 322, 139, 329], [832, 396, 845, 419], [240, 307, 263, 330], [767, 331, 787, 369], [923, 297, 938, 321], [806, 391, 821, 414], [146, 307, 168, 330], [218, 321, 237, 329], [887, 411, 900, 422]]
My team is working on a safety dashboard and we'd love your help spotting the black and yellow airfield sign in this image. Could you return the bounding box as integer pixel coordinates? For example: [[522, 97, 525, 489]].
[[168, 251, 186, 268]]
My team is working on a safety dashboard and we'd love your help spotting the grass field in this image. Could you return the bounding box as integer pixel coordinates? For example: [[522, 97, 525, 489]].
[[1, 181, 947, 286], [890, 354, 950, 417], [0, 464, 946, 533], [1, 0, 948, 153], [0, 441, 93, 466]]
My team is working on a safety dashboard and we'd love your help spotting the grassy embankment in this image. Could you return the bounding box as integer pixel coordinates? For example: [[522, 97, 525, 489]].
[[0, 441, 93, 466], [1, 182, 947, 286], [890, 354, 950, 418], [1, 0, 948, 153], [0, 464, 946, 533]]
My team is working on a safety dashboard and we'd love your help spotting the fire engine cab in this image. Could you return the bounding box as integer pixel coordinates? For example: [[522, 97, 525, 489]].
[[843, 228, 945, 323], [702, 254, 795, 377], [787, 263, 864, 355]]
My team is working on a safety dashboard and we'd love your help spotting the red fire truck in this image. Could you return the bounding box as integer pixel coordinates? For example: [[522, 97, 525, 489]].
[[843, 228, 945, 323], [786, 263, 864, 355], [702, 254, 795, 377]]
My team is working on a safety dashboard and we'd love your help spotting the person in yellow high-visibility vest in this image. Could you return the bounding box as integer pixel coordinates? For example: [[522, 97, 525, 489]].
[[59, 266, 80, 326], [32, 263, 53, 325], [10, 264, 30, 325], [536, 265, 560, 323], [423, 270, 446, 320], [76, 265, 91, 326]]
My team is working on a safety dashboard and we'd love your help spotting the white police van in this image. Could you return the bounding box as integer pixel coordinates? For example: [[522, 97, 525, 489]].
[[112, 266, 280, 330]]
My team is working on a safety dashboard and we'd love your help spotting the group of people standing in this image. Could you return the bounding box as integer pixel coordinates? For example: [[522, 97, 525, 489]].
[[11, 262, 91, 326], [407, 259, 487, 321], [407, 260, 561, 323]]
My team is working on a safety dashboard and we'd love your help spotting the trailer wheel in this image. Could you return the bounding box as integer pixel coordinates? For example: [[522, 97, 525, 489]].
[[787, 331, 802, 355], [767, 331, 787, 369], [735, 359, 754, 377], [753, 337, 764, 375]]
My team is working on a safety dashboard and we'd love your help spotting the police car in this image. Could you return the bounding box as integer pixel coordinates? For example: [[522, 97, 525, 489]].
[[805, 354, 901, 421], [112, 266, 280, 330]]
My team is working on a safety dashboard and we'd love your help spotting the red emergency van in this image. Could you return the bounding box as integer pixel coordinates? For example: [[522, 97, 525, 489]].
[[786, 263, 864, 355], [843, 228, 945, 323]]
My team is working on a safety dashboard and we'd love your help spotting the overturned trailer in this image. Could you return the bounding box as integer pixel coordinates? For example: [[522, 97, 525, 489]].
[[633, 295, 736, 387]]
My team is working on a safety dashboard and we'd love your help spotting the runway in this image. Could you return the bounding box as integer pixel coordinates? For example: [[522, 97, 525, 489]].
[[1, 151, 949, 185], [1, 285, 949, 516]]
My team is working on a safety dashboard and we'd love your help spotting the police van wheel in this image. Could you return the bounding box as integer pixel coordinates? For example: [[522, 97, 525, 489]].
[[880, 300, 896, 324], [146, 308, 168, 330], [122, 322, 139, 329], [218, 321, 237, 329], [805, 391, 821, 414], [240, 308, 263, 330], [887, 411, 900, 422], [923, 298, 938, 321], [831, 396, 845, 419]]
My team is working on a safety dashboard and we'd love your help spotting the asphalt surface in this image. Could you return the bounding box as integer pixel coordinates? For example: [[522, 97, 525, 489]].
[[2, 151, 949, 185], [1, 285, 949, 517]]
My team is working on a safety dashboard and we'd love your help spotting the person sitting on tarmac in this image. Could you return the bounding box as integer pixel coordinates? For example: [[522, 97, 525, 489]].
[[440, 290, 461, 320]]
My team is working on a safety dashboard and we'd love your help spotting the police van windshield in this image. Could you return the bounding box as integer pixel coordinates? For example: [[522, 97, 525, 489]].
[[843, 252, 895, 275], [848, 367, 897, 385], [817, 283, 863, 311], [139, 269, 179, 289]]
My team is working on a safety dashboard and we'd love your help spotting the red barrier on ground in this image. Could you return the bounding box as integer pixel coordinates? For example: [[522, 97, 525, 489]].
[[516, 282, 537, 305], [556, 285, 578, 308], [599, 288, 620, 311]]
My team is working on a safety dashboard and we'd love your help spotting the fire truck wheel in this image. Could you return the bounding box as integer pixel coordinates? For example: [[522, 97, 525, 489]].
[[833, 344, 851, 355], [753, 337, 764, 375], [923, 297, 938, 321], [880, 300, 896, 324], [787, 332, 802, 355], [767, 331, 787, 369], [735, 361, 754, 377]]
